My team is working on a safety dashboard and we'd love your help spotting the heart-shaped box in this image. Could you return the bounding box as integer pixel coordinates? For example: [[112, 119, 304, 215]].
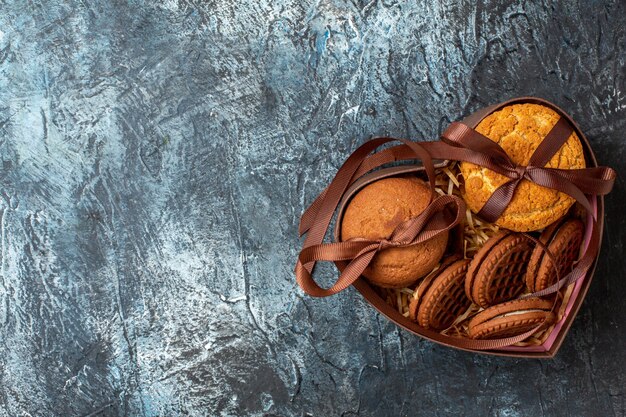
[[337, 98, 602, 357], [295, 97, 616, 358], [297, 97, 614, 357]]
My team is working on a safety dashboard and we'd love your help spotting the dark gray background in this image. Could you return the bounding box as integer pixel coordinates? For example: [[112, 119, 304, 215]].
[[0, 0, 625, 416]]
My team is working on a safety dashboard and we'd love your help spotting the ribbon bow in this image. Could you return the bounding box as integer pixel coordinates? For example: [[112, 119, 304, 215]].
[[439, 118, 615, 223], [295, 137, 465, 298], [296, 194, 464, 297]]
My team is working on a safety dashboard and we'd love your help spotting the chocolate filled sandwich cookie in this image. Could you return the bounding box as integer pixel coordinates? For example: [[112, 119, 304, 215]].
[[526, 218, 584, 293], [465, 231, 534, 308], [407, 258, 471, 331], [340, 177, 448, 288], [460, 103, 586, 232]]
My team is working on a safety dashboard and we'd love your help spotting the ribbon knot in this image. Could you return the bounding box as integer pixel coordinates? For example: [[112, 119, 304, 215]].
[[513, 165, 527, 180], [377, 239, 395, 251]]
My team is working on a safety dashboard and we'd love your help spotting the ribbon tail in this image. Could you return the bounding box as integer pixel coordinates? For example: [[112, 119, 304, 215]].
[[477, 179, 520, 223], [526, 169, 594, 219], [544, 166, 616, 195]]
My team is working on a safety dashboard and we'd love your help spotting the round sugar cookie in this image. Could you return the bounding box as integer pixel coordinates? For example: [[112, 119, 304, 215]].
[[460, 103, 586, 232]]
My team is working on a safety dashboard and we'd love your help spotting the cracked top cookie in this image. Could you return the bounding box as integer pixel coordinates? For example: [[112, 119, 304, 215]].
[[340, 177, 448, 288], [459, 103, 586, 232]]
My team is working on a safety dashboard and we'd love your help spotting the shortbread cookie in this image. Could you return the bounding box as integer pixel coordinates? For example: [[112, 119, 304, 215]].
[[341, 177, 448, 288]]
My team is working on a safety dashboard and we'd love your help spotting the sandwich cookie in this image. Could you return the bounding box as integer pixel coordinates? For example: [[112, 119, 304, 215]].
[[408, 256, 459, 322], [468, 298, 556, 339], [408, 258, 471, 331], [465, 231, 534, 308], [525, 218, 584, 293]]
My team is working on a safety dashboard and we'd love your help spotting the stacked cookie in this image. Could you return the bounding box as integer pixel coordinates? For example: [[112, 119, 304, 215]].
[[340, 103, 586, 341]]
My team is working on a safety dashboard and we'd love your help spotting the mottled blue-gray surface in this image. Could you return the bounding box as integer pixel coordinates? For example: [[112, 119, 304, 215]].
[[0, 1, 625, 416]]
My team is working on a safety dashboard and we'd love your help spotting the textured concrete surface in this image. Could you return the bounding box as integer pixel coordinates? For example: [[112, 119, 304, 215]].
[[0, 1, 625, 416]]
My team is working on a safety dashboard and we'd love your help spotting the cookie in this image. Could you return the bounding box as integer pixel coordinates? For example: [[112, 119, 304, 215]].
[[526, 218, 584, 293], [341, 177, 448, 288], [468, 298, 556, 339], [460, 103, 586, 232], [414, 259, 471, 330], [465, 231, 534, 308], [408, 256, 459, 322]]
